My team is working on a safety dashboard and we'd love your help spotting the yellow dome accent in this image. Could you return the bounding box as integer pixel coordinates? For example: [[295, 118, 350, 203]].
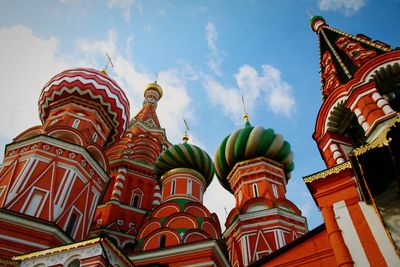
[[144, 82, 163, 99]]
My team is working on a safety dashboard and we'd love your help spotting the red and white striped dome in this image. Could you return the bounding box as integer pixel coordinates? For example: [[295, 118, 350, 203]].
[[38, 68, 130, 144]]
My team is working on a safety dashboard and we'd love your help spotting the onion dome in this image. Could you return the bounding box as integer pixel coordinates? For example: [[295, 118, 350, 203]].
[[214, 122, 294, 192], [154, 143, 215, 187], [144, 82, 163, 101], [38, 68, 130, 144], [310, 16, 327, 32]]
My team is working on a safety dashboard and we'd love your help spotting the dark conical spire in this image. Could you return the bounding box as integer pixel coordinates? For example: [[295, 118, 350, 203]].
[[310, 16, 392, 100]]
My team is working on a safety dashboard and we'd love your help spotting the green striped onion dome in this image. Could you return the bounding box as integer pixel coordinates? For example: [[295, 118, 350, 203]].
[[154, 143, 215, 187], [214, 123, 294, 192]]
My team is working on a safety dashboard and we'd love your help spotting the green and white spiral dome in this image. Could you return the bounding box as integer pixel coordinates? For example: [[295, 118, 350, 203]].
[[154, 142, 215, 187], [214, 120, 294, 192]]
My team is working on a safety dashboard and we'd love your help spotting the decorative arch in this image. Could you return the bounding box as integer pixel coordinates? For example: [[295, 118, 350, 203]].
[[164, 212, 198, 229], [275, 198, 302, 215], [87, 145, 108, 171], [130, 188, 144, 208], [141, 229, 180, 251], [201, 218, 220, 239], [137, 219, 162, 240], [152, 202, 181, 218], [64, 255, 81, 267], [184, 202, 211, 218], [242, 197, 274, 213], [183, 229, 209, 243], [13, 126, 44, 142], [47, 128, 84, 146]]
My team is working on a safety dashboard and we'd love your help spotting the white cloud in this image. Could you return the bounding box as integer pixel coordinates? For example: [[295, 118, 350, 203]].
[[206, 22, 217, 52], [318, 0, 366, 16], [205, 22, 222, 76], [203, 64, 296, 122], [197, 5, 208, 13], [107, 0, 143, 23], [203, 177, 236, 231], [0, 25, 68, 140], [75, 30, 194, 145], [0, 25, 195, 151], [298, 190, 314, 217]]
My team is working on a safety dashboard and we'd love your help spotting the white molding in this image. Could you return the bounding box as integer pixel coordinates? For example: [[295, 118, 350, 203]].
[[358, 202, 400, 267], [333, 200, 370, 266], [5, 135, 109, 184], [0, 233, 48, 249], [130, 240, 230, 267]]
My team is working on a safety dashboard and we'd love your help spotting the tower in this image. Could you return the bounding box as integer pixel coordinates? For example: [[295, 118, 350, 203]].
[[214, 116, 307, 267], [304, 16, 400, 266], [91, 82, 169, 251], [131, 136, 228, 266], [0, 68, 130, 257]]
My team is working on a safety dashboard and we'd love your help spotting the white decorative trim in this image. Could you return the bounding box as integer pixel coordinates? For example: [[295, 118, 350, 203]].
[[358, 202, 400, 267], [0, 234, 48, 249], [130, 240, 230, 267], [5, 135, 109, 183], [0, 210, 73, 243], [333, 201, 370, 266]]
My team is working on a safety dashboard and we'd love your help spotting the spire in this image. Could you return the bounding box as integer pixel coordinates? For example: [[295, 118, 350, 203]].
[[310, 16, 392, 99], [132, 82, 163, 128]]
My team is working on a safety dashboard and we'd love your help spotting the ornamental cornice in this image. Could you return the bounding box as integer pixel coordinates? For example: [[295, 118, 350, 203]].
[[303, 161, 352, 183], [161, 167, 207, 186], [353, 113, 400, 156], [4, 135, 109, 184]]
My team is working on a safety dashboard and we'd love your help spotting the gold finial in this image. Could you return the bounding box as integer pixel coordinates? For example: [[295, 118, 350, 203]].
[[183, 118, 189, 142], [101, 52, 114, 75], [241, 96, 249, 122]]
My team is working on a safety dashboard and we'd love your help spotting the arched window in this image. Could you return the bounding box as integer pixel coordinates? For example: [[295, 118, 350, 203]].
[[187, 179, 192, 195], [253, 183, 259, 198], [171, 180, 176, 195], [159, 234, 166, 248], [66, 213, 77, 236], [72, 119, 80, 129], [272, 184, 279, 198], [68, 259, 80, 267], [92, 132, 98, 142], [132, 194, 140, 208]]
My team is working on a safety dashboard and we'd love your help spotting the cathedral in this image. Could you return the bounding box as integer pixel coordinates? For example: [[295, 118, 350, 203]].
[[0, 16, 399, 267]]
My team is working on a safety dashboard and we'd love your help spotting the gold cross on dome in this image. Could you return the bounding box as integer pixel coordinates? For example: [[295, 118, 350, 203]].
[[183, 118, 190, 142], [101, 52, 114, 74]]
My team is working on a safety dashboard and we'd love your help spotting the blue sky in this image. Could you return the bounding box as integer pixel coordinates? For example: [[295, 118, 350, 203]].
[[0, 0, 399, 230]]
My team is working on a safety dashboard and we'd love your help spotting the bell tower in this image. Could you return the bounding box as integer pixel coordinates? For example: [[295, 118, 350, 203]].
[[91, 82, 170, 251]]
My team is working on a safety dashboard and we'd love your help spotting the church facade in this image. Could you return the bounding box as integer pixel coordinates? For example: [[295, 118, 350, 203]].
[[0, 17, 399, 267]]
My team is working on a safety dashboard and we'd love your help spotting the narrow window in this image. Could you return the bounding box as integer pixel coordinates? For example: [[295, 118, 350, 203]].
[[171, 180, 176, 195], [132, 194, 140, 208], [66, 213, 77, 236], [272, 184, 279, 198], [159, 234, 166, 248], [24, 191, 44, 217], [238, 191, 242, 203], [187, 179, 192, 195], [253, 183, 259, 198], [92, 132, 98, 142], [72, 119, 80, 129]]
